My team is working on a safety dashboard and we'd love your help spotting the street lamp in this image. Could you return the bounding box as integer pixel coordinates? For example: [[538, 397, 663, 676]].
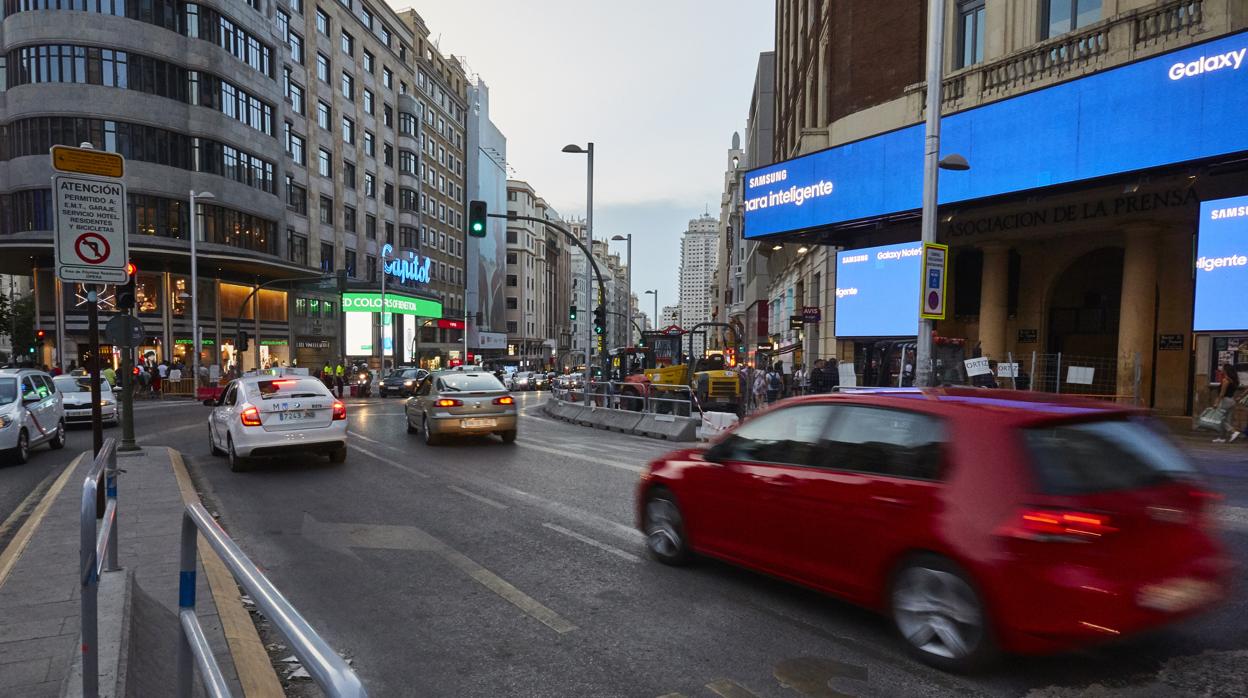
[[610, 234, 631, 344], [643, 289, 658, 331], [379, 245, 393, 373], [189, 190, 214, 389], [562, 142, 594, 371]]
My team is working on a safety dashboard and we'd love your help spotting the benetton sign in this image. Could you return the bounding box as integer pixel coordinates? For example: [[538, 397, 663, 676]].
[[341, 292, 443, 318]]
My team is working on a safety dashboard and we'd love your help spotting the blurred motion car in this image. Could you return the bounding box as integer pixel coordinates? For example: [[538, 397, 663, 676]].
[[405, 369, 517, 445], [636, 388, 1231, 670], [205, 375, 347, 471], [378, 367, 428, 397], [53, 374, 117, 427]]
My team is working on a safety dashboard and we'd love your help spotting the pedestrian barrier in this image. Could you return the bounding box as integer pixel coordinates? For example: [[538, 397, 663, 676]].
[[177, 501, 367, 697], [162, 378, 196, 397], [79, 438, 120, 698]]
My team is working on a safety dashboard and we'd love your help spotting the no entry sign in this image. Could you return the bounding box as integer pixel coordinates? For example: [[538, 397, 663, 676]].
[[54, 173, 128, 283]]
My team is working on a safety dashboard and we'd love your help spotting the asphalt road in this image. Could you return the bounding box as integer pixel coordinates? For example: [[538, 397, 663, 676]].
[[5, 393, 1247, 696]]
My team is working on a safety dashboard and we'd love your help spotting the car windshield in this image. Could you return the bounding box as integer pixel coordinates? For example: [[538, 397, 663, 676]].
[[255, 378, 327, 399], [439, 373, 505, 392], [54, 375, 112, 393], [0, 378, 16, 404], [1022, 418, 1199, 495]]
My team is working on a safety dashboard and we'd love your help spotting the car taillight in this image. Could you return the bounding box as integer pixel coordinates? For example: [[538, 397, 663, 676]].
[[436, 398, 462, 407], [1003, 508, 1117, 542], [332, 401, 346, 420], [493, 396, 514, 405], [239, 405, 262, 427]]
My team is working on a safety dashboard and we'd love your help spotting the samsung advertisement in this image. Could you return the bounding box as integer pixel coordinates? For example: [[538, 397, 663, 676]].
[[1194, 194, 1248, 332], [835, 242, 922, 338], [744, 30, 1248, 238]]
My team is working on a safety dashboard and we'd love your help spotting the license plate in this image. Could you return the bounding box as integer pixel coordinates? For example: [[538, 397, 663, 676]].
[[1137, 578, 1218, 612], [278, 410, 315, 422], [462, 418, 497, 428]]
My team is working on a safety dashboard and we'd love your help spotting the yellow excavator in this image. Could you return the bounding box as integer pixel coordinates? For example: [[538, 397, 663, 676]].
[[613, 326, 743, 415]]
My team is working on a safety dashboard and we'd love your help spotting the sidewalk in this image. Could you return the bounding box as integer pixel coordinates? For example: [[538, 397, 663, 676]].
[[0, 446, 265, 696]]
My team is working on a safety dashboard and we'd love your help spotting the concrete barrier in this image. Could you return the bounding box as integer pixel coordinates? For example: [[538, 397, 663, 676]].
[[633, 412, 699, 442], [591, 409, 645, 433], [543, 398, 587, 423]]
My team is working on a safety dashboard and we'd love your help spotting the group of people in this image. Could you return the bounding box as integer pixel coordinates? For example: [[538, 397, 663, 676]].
[[741, 358, 842, 412]]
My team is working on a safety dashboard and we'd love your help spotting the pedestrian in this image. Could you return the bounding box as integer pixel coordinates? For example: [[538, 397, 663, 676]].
[[197, 363, 210, 388], [1212, 363, 1242, 443], [765, 362, 783, 404], [154, 359, 168, 396], [334, 360, 345, 399], [102, 364, 116, 388], [751, 363, 768, 411], [322, 362, 333, 390], [793, 363, 807, 396], [809, 359, 828, 393]]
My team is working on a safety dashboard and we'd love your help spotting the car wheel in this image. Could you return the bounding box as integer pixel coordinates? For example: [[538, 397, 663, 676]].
[[500, 429, 517, 444], [329, 446, 347, 464], [11, 429, 29, 464], [48, 420, 66, 450], [406, 414, 418, 434], [643, 489, 692, 565], [227, 436, 251, 473], [422, 415, 441, 446], [209, 426, 225, 456], [890, 555, 995, 671]]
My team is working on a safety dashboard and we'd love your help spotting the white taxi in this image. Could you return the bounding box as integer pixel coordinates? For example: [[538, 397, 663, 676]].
[[205, 375, 346, 472]]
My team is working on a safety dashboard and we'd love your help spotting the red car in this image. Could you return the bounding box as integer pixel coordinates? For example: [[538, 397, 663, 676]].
[[636, 388, 1232, 670]]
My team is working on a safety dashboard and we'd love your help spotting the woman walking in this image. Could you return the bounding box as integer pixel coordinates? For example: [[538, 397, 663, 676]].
[[1213, 363, 1242, 444]]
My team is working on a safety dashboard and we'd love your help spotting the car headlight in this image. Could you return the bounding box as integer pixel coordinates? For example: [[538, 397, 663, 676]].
[[0, 415, 11, 428], [404, 380, 414, 386], [100, 400, 114, 407]]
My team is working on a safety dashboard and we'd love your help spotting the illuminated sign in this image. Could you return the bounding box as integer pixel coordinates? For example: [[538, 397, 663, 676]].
[[437, 319, 465, 330], [835, 242, 922, 338], [340, 291, 442, 317], [744, 30, 1248, 238], [382, 243, 432, 284], [1194, 194, 1248, 332]]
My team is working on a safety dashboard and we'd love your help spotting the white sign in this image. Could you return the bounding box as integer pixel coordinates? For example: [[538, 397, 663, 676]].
[[54, 174, 128, 283], [838, 362, 857, 388], [996, 362, 1020, 378], [1066, 366, 1095, 385], [477, 332, 507, 350], [964, 357, 992, 377]]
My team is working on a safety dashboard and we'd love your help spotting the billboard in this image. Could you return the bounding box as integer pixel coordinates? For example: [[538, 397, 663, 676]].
[[835, 242, 922, 338], [1194, 194, 1248, 332], [340, 291, 442, 317], [745, 30, 1248, 238]]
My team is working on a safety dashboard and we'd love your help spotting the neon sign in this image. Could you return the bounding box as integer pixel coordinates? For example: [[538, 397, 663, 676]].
[[382, 243, 432, 284]]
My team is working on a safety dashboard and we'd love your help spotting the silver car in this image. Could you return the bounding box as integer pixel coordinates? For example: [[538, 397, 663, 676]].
[[53, 375, 118, 426], [405, 369, 518, 445], [0, 368, 67, 463]]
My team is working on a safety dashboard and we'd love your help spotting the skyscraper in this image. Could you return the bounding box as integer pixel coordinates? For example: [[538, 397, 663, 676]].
[[678, 214, 719, 357]]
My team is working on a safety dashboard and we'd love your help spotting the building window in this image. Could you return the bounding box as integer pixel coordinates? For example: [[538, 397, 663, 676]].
[[506, 321, 517, 333], [383, 183, 394, 206], [317, 148, 331, 177], [340, 30, 353, 56], [316, 52, 330, 82], [383, 104, 393, 128], [342, 161, 355, 189], [320, 242, 334, 272], [366, 255, 377, 282], [366, 214, 377, 239], [288, 30, 304, 65], [364, 131, 375, 157], [345, 249, 356, 277], [958, 0, 986, 68], [506, 252, 517, 264], [1044, 0, 1101, 38], [399, 112, 417, 137], [288, 230, 308, 265], [364, 172, 376, 198], [287, 79, 305, 115], [382, 66, 393, 89], [285, 176, 306, 214], [315, 8, 330, 35], [384, 221, 394, 245], [400, 225, 417, 247], [363, 89, 374, 115], [318, 196, 333, 225], [341, 116, 355, 143], [341, 72, 354, 101], [399, 149, 417, 175], [363, 50, 374, 74], [316, 100, 331, 130], [383, 143, 394, 166], [399, 188, 417, 212], [506, 274, 517, 287]]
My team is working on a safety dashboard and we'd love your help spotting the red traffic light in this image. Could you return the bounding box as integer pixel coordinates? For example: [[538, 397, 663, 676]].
[[125, 261, 137, 276], [35, 329, 46, 339]]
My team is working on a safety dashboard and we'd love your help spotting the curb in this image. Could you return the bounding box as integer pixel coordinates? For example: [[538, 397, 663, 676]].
[[0, 452, 85, 590], [168, 448, 284, 698]]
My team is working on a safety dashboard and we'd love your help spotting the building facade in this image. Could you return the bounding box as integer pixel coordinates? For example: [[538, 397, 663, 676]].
[[465, 77, 508, 364], [678, 214, 718, 356], [754, 0, 1248, 414]]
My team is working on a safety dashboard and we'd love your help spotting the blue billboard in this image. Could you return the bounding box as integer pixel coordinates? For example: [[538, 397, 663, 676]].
[[835, 242, 922, 337], [745, 31, 1248, 238], [1194, 195, 1248, 332]]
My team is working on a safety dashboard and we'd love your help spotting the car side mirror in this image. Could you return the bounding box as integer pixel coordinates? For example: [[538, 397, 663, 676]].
[[203, 398, 216, 406], [22, 394, 40, 404]]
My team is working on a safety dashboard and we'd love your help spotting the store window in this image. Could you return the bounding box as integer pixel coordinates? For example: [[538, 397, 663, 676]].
[[219, 283, 255, 319], [257, 289, 287, 321], [170, 276, 191, 316], [135, 273, 161, 314]]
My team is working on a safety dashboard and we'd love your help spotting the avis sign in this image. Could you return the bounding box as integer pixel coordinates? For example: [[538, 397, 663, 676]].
[[52, 147, 128, 284]]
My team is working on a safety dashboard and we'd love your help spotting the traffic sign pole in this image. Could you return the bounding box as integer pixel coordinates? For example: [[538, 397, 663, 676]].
[[119, 315, 138, 452], [87, 287, 103, 457]]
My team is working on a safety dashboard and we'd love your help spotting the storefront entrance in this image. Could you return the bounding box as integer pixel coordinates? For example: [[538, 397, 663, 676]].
[[1046, 247, 1123, 358]]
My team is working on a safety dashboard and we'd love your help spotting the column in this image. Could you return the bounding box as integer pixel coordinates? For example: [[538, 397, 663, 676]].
[[978, 245, 1010, 360], [1117, 228, 1159, 404]]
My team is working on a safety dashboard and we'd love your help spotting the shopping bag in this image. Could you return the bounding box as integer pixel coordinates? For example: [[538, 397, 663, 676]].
[[1197, 407, 1227, 432]]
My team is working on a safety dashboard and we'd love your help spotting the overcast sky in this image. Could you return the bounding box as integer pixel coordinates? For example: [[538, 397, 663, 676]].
[[391, 2, 776, 321]]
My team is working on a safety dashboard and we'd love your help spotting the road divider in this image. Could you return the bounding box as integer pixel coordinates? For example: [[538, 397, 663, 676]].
[[542, 397, 697, 442]]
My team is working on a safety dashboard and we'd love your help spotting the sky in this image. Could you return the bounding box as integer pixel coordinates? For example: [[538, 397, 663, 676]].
[[389, 1, 776, 321]]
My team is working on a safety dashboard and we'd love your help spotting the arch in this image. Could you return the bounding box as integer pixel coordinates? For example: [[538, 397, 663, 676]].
[[1044, 247, 1124, 357]]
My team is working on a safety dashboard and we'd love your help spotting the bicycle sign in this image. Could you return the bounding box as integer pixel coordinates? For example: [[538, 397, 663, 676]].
[[54, 172, 128, 283]]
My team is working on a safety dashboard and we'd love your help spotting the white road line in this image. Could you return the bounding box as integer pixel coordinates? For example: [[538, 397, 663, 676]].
[[349, 430, 386, 445], [542, 523, 641, 563], [440, 548, 577, 634], [351, 444, 430, 478], [514, 439, 643, 473], [1216, 505, 1248, 532], [448, 485, 508, 510]]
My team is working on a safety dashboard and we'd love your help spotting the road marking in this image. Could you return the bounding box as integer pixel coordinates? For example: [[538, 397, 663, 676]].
[[706, 679, 762, 697], [0, 463, 64, 544], [1216, 505, 1248, 532], [514, 439, 643, 473], [351, 444, 430, 478], [137, 422, 202, 443], [448, 485, 508, 510], [440, 547, 578, 634], [0, 453, 84, 591], [542, 522, 640, 563], [170, 449, 284, 697], [349, 430, 386, 445]]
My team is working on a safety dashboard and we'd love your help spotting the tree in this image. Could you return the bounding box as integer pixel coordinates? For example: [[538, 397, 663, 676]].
[[9, 294, 35, 361]]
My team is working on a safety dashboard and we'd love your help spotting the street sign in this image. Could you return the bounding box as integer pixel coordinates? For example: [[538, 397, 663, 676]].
[[789, 315, 804, 331], [801, 306, 822, 323], [51, 144, 124, 178], [104, 314, 144, 347], [54, 173, 128, 283], [920, 242, 948, 320]]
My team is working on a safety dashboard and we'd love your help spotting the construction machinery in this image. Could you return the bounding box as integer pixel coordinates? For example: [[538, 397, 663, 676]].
[[610, 325, 744, 415]]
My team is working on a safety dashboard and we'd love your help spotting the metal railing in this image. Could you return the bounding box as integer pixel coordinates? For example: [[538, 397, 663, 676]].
[[177, 501, 367, 698], [552, 379, 704, 417], [80, 438, 119, 698]]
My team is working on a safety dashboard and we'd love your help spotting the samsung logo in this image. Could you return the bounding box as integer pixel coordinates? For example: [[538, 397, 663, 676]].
[[748, 170, 787, 188], [1210, 205, 1248, 220], [840, 253, 869, 264], [1169, 48, 1245, 80]]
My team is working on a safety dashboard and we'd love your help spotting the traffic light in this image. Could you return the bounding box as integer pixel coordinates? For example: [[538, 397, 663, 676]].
[[31, 329, 46, 355], [116, 262, 137, 309], [569, 305, 577, 321], [468, 200, 487, 237], [593, 305, 606, 336], [238, 330, 250, 353]]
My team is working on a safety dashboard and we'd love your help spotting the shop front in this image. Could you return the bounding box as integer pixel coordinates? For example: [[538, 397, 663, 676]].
[[742, 30, 1248, 415], [341, 289, 443, 369]]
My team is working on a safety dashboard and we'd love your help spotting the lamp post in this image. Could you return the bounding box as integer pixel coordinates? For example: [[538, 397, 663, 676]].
[[561, 143, 594, 372], [379, 245, 391, 373], [611, 234, 631, 344], [189, 190, 213, 393], [644, 289, 658, 331]]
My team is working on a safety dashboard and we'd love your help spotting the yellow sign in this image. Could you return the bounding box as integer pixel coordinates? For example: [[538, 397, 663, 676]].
[[51, 145, 124, 178]]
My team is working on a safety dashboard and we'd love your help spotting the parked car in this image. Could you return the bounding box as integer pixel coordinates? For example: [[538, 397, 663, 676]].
[[405, 369, 517, 445], [205, 375, 347, 471], [379, 367, 428, 397], [53, 374, 118, 427], [636, 388, 1231, 670], [0, 368, 67, 463]]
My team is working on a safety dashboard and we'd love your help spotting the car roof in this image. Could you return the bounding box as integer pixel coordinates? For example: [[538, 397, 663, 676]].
[[235, 375, 326, 386], [789, 387, 1139, 426], [0, 368, 45, 375]]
